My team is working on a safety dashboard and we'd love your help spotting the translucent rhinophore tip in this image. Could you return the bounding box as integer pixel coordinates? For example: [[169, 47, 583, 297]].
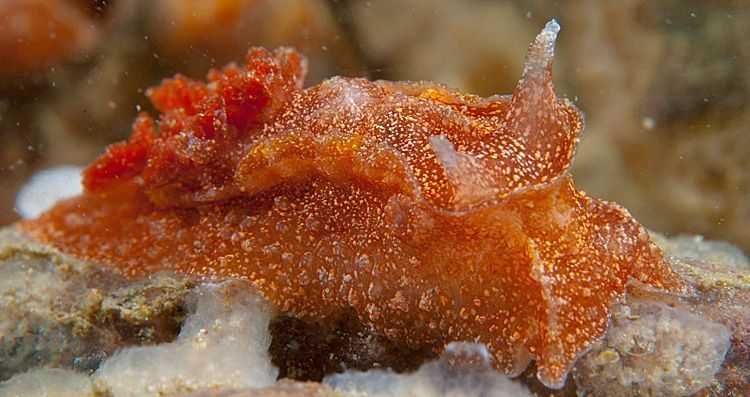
[[523, 19, 560, 74], [507, 19, 563, 140], [545, 19, 561, 36]]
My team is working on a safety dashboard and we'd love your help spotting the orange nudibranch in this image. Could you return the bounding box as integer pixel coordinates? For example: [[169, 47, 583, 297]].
[[20, 21, 686, 389]]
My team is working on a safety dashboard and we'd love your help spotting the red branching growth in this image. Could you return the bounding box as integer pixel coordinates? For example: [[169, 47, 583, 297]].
[[82, 47, 306, 205], [20, 21, 687, 389]]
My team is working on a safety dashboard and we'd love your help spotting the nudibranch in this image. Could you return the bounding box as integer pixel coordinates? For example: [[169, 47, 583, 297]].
[[20, 21, 686, 388]]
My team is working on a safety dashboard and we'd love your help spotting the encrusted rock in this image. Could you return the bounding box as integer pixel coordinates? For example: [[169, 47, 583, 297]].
[[1, 228, 749, 395], [574, 298, 730, 395], [0, 228, 193, 382]]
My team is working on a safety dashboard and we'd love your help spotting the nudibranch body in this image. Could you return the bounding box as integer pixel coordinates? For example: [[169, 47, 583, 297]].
[[20, 21, 686, 389]]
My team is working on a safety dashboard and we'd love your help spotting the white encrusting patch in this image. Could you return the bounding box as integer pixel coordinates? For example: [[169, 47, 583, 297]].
[[15, 165, 83, 218]]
